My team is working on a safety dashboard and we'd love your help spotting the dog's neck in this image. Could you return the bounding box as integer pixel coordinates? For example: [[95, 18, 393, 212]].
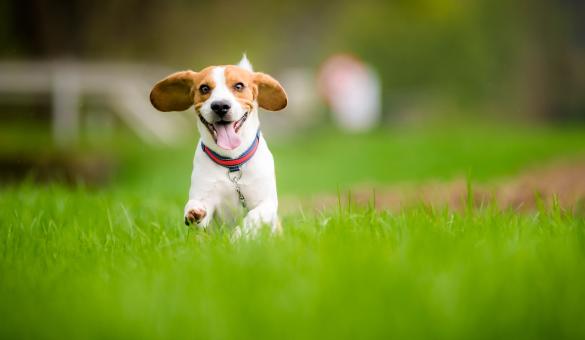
[[197, 110, 261, 159]]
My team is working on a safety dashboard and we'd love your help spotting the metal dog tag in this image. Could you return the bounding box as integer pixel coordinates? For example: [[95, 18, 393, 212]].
[[228, 169, 247, 208]]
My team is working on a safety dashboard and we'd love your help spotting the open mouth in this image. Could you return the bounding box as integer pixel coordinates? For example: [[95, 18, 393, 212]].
[[198, 112, 248, 150]]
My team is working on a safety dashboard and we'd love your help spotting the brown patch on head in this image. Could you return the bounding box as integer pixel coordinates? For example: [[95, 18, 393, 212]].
[[225, 65, 288, 112], [225, 65, 256, 113], [191, 67, 216, 111]]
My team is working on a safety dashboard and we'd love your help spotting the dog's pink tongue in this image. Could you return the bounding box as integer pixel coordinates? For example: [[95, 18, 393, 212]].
[[214, 123, 241, 150]]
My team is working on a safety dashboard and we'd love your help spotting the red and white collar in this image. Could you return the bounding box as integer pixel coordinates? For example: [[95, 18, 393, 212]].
[[200, 131, 260, 172]]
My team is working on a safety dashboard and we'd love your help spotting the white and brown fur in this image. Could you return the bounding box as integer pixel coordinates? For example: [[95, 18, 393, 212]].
[[150, 56, 287, 236]]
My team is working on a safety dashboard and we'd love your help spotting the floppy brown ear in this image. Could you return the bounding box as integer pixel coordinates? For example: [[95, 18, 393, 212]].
[[150, 71, 197, 112], [254, 72, 288, 111]]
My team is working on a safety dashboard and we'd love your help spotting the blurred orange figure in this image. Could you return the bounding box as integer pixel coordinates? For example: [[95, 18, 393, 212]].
[[317, 54, 381, 132]]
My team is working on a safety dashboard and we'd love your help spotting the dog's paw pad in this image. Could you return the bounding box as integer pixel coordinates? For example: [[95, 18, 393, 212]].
[[185, 208, 207, 225]]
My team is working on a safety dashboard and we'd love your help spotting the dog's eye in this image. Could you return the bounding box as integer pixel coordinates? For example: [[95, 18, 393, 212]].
[[199, 84, 211, 94], [233, 82, 245, 91]]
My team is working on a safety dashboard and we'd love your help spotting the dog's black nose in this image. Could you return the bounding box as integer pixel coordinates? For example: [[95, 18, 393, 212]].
[[211, 100, 231, 116]]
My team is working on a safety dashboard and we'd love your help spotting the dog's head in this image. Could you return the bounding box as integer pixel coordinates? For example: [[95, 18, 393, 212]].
[[150, 56, 287, 151]]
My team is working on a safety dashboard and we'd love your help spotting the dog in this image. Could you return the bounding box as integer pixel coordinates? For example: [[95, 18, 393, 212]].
[[149, 56, 287, 236]]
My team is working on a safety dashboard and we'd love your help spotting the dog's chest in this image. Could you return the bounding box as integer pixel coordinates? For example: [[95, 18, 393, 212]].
[[190, 136, 276, 221], [207, 168, 269, 220], [214, 166, 269, 202], [210, 175, 245, 219]]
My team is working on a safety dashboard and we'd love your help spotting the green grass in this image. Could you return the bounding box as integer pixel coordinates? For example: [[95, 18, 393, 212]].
[[272, 124, 585, 194], [1, 188, 584, 339], [3, 121, 585, 196], [1, 123, 585, 339]]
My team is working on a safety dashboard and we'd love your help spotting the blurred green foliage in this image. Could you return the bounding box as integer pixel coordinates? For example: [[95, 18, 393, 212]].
[[1, 0, 583, 121]]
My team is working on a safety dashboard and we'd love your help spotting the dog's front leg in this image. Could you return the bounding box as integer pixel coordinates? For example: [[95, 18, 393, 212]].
[[240, 200, 279, 237], [184, 199, 213, 229]]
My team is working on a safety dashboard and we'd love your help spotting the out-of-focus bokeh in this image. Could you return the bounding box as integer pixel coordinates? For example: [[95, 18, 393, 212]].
[[1, 0, 584, 199]]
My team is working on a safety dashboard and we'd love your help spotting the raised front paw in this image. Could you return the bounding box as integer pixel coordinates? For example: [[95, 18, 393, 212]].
[[184, 208, 207, 226]]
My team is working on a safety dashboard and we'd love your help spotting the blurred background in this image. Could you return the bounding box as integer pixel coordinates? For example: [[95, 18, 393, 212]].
[[1, 0, 585, 206]]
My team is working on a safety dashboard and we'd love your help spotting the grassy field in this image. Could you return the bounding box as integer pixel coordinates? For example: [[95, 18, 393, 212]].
[[1, 123, 585, 339]]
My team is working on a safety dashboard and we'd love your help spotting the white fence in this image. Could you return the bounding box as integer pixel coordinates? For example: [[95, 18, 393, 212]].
[[0, 61, 195, 146]]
